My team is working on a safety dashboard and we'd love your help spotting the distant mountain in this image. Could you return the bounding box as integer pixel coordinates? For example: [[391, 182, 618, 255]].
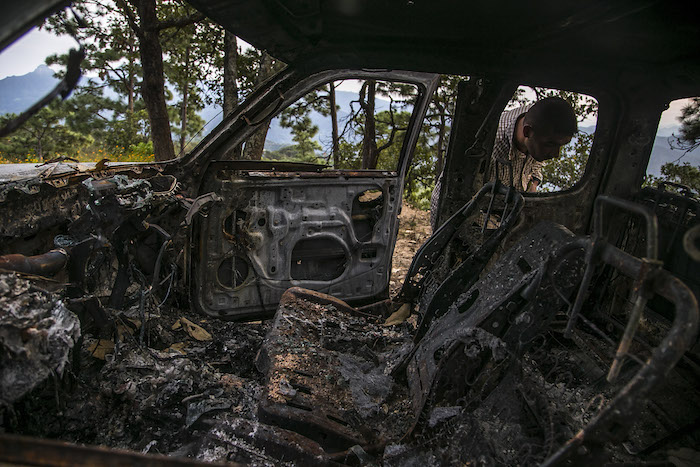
[[0, 65, 59, 115], [647, 136, 700, 176], [579, 124, 699, 177]]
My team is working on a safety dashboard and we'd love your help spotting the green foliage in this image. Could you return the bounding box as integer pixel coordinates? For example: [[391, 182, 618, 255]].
[[335, 140, 362, 169], [644, 162, 700, 195], [275, 94, 327, 164], [402, 74, 458, 209], [127, 141, 155, 162], [0, 100, 93, 162], [540, 132, 593, 192], [103, 110, 150, 151], [265, 143, 324, 165]]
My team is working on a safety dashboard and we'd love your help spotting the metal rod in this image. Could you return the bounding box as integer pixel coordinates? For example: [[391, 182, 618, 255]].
[[607, 292, 648, 382]]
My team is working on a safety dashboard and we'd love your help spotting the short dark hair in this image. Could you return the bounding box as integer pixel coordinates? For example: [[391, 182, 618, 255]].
[[524, 97, 578, 136]]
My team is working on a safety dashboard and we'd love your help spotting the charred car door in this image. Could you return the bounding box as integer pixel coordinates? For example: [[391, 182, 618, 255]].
[[185, 69, 439, 319]]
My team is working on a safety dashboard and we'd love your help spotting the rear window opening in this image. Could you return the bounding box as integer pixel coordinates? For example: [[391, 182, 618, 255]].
[[507, 86, 598, 193]]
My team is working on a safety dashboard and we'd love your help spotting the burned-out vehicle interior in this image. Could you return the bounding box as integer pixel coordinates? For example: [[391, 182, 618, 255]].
[[1, 1, 700, 466]]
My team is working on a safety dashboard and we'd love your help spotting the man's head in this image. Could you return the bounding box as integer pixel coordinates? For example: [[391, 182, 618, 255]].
[[521, 97, 578, 162]]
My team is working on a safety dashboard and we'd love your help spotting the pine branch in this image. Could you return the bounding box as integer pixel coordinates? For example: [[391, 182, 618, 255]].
[[157, 12, 206, 31]]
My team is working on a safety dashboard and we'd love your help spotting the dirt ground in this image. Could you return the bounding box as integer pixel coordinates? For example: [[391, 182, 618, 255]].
[[389, 205, 432, 296]]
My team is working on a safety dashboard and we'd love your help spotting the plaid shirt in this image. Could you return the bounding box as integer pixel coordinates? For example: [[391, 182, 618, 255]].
[[488, 104, 542, 190], [430, 104, 542, 229]]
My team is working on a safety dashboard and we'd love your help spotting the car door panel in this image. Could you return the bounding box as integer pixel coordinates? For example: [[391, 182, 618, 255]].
[[190, 70, 439, 319]]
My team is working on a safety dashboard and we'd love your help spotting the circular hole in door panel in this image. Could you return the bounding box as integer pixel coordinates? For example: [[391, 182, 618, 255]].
[[217, 256, 250, 288], [291, 237, 347, 281], [351, 189, 384, 242]]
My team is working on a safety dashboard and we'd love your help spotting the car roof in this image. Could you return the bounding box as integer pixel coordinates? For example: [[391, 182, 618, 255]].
[[188, 0, 699, 92]]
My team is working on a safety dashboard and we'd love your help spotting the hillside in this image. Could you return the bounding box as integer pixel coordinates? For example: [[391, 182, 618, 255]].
[[0, 65, 59, 115]]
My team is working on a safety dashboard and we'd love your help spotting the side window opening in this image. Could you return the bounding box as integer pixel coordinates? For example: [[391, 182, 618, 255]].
[[645, 97, 700, 195], [260, 79, 419, 170]]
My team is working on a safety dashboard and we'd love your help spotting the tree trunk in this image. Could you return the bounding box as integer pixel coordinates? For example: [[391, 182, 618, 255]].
[[242, 52, 274, 161], [223, 31, 239, 117], [329, 81, 340, 167], [223, 31, 243, 159], [436, 104, 446, 177], [360, 80, 378, 169], [132, 0, 175, 162], [127, 31, 135, 113], [179, 43, 190, 155]]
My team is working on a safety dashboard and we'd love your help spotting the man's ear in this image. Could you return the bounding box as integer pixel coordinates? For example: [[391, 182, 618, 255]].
[[522, 123, 534, 138]]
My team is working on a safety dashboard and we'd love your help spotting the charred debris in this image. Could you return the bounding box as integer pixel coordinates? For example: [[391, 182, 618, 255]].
[[0, 163, 699, 466]]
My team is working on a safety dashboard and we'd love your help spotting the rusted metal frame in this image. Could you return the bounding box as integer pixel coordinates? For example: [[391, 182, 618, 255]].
[[575, 314, 646, 366], [0, 433, 234, 467], [481, 178, 500, 234], [202, 160, 328, 172], [647, 183, 699, 260], [242, 86, 287, 126], [644, 184, 700, 219], [685, 224, 700, 262], [401, 222, 579, 418], [541, 243, 699, 466], [563, 237, 599, 337], [207, 160, 398, 179], [656, 181, 698, 200], [244, 170, 396, 178]]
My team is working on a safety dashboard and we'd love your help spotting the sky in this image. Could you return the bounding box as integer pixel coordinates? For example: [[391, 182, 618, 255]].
[[0, 28, 76, 79]]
